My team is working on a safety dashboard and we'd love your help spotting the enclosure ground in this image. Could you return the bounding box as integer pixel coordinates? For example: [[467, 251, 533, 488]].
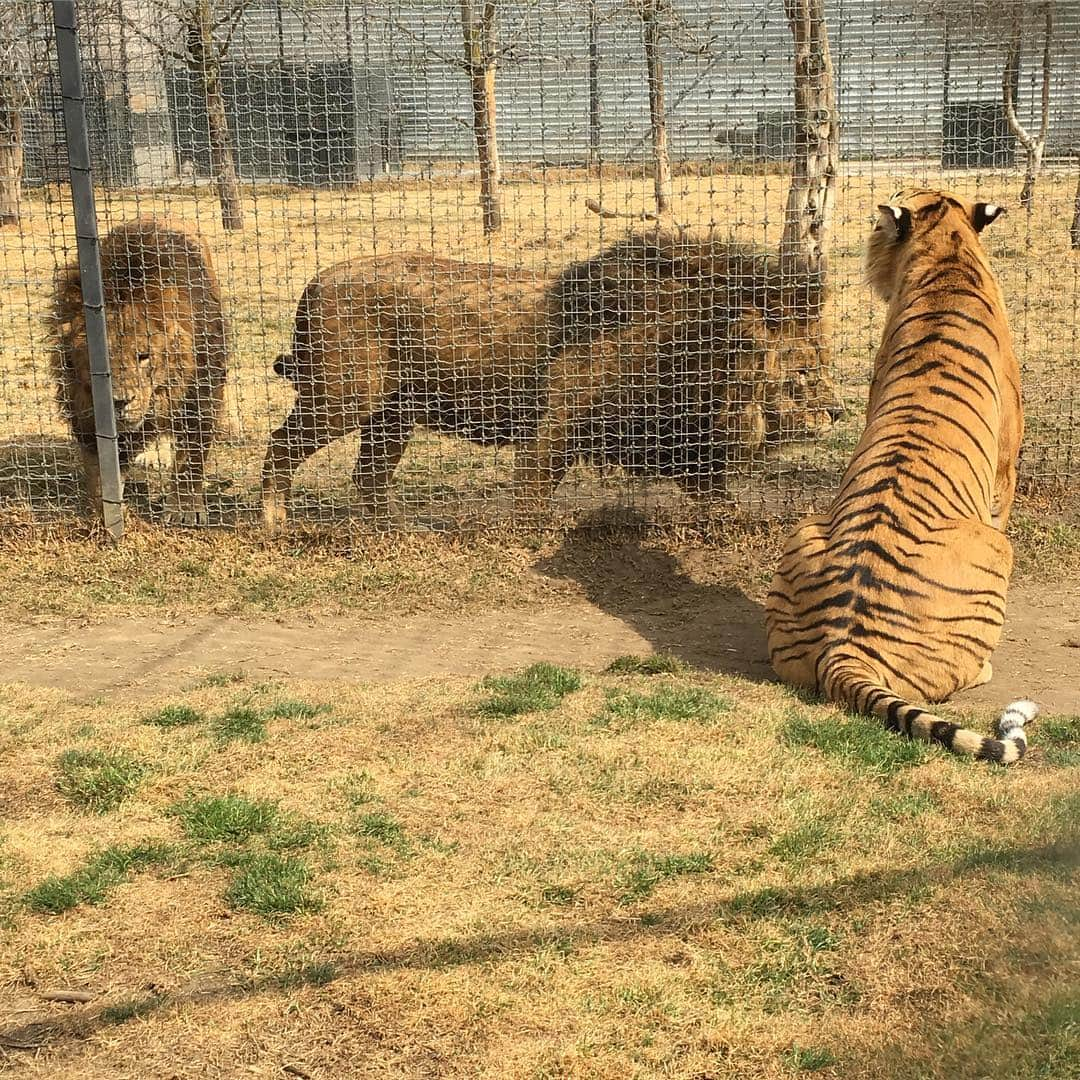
[[4, 566, 1079, 717], [0, 631, 1077, 1079], [0, 526, 1078, 1079]]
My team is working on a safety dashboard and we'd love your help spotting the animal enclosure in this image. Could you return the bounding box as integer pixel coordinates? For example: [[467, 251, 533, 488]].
[[1, 0, 1078, 534]]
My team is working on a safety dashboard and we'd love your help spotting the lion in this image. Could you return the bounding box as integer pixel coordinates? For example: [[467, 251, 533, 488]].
[[514, 234, 844, 511], [262, 253, 553, 528], [52, 218, 227, 526], [263, 239, 843, 528]]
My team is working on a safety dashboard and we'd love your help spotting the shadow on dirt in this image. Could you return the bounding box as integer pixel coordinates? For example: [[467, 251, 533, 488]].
[[534, 508, 774, 681]]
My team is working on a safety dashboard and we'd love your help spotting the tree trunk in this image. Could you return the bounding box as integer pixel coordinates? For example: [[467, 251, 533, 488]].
[[1019, 144, 1043, 209], [1003, 4, 1052, 212], [203, 66, 244, 230], [0, 103, 23, 227], [191, 0, 244, 231], [781, 0, 838, 286], [461, 0, 502, 234], [587, 0, 601, 169], [641, 2, 671, 216], [1071, 156, 1080, 250]]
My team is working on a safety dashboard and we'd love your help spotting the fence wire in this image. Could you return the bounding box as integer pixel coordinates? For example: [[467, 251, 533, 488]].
[[1, 0, 1077, 533]]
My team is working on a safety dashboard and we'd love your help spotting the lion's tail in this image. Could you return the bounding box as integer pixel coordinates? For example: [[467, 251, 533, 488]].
[[822, 659, 1036, 764], [274, 280, 323, 383]]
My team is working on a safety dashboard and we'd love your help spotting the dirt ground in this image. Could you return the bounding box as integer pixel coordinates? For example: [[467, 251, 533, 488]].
[[7, 553, 1077, 717]]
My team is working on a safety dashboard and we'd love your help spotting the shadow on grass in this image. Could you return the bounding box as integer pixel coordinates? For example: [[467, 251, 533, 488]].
[[6, 834, 1076, 1052]]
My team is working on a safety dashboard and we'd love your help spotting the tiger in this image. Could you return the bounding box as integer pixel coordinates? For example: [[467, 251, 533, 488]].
[[764, 188, 1037, 763]]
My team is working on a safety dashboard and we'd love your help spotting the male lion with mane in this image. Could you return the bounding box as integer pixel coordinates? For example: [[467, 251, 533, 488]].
[[515, 232, 843, 511], [263, 237, 842, 528], [52, 218, 227, 525]]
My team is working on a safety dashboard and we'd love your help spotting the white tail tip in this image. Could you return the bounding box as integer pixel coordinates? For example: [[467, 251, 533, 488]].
[[998, 699, 1039, 738]]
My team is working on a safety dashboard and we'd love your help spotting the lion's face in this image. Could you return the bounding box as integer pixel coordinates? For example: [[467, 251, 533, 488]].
[[769, 365, 846, 442], [762, 321, 845, 444], [104, 300, 193, 432]]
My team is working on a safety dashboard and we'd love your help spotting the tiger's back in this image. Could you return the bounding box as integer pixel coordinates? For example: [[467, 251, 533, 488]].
[[765, 189, 1034, 763]]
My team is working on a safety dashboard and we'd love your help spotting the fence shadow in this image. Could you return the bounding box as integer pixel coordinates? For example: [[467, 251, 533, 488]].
[[534, 509, 774, 681]]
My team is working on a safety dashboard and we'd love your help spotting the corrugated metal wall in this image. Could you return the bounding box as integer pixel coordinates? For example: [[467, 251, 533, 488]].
[[93, 0, 1080, 178]]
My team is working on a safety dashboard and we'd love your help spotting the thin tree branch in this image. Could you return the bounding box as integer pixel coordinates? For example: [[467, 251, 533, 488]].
[[1002, 14, 1034, 150], [390, 17, 468, 71], [1038, 2, 1052, 145]]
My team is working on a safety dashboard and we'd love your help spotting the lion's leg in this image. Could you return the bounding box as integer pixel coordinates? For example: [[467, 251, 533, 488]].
[[78, 433, 137, 524], [167, 390, 220, 527], [78, 442, 103, 520], [262, 399, 347, 531], [514, 409, 573, 520], [351, 404, 412, 526]]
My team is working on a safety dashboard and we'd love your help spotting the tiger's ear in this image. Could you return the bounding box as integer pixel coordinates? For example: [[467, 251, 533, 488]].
[[876, 203, 911, 241], [972, 202, 1006, 232]]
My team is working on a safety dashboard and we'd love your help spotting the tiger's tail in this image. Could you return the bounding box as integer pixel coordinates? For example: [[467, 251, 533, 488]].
[[822, 662, 1036, 764]]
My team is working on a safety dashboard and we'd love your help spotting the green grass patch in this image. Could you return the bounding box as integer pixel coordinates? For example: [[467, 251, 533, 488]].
[[1039, 715, 1080, 767], [782, 709, 930, 775], [271, 960, 340, 989], [539, 883, 579, 906], [211, 707, 267, 745], [170, 793, 323, 854], [101, 996, 166, 1024], [261, 699, 331, 722], [475, 663, 582, 718], [55, 749, 147, 813], [170, 794, 279, 844], [598, 684, 729, 728], [616, 850, 713, 905], [355, 811, 411, 855], [25, 843, 174, 914], [769, 816, 840, 865], [605, 653, 686, 676], [869, 791, 937, 820], [784, 1045, 839, 1072], [143, 704, 205, 729], [200, 670, 246, 688], [224, 853, 322, 918]]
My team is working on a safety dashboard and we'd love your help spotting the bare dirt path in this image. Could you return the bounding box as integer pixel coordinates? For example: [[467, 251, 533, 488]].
[[6, 568, 1077, 715]]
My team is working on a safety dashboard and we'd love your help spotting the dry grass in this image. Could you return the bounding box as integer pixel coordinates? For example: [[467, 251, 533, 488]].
[[0, 667, 1076, 1078], [0, 498, 1073, 624], [0, 166, 1077, 529]]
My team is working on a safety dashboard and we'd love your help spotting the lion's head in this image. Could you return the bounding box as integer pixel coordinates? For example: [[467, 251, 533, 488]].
[[60, 291, 195, 434]]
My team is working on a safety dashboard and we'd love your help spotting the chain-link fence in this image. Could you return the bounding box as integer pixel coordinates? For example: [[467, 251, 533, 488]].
[[1, 0, 1077, 533]]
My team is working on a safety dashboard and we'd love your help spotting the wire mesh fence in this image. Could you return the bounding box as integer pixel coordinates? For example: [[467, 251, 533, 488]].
[[1, 0, 1077, 534]]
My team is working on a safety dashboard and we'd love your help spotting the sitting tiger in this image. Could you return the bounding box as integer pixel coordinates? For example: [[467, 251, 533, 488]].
[[765, 189, 1037, 763]]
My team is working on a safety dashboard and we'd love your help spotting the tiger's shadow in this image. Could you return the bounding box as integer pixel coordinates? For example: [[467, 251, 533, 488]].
[[534, 509, 773, 680]]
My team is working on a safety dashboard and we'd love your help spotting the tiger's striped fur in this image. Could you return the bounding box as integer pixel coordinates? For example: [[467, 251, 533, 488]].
[[765, 189, 1037, 763]]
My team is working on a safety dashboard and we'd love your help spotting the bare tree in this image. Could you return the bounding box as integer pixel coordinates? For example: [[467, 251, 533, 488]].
[[116, 0, 259, 231], [460, 0, 502, 233], [587, 0, 601, 169], [0, 3, 51, 226], [1003, 2, 1053, 209], [388, 3, 519, 234], [1072, 149, 1080, 249], [780, 0, 838, 278], [638, 0, 672, 216]]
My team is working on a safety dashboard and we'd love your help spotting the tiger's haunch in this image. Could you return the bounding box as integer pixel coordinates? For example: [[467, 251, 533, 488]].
[[765, 189, 1035, 763]]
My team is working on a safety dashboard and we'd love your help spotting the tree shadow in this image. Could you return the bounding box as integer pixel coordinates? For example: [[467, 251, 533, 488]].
[[4, 835, 1075, 1054], [533, 508, 774, 680]]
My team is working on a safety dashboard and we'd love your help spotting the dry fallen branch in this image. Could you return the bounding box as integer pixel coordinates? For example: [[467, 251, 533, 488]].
[[37, 989, 96, 1005], [584, 197, 688, 234]]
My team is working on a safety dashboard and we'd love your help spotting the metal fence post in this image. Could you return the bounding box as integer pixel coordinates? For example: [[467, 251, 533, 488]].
[[52, 0, 124, 538]]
